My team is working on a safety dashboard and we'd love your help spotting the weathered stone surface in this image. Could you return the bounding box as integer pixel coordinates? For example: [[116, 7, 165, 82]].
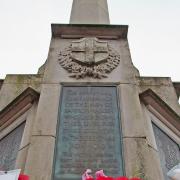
[[16, 145, 29, 172], [24, 136, 55, 180], [0, 1, 179, 180], [139, 77, 180, 116], [123, 137, 164, 180], [31, 84, 61, 136], [52, 24, 128, 39], [70, 0, 110, 24], [140, 103, 158, 150], [19, 103, 38, 149], [0, 75, 42, 111], [119, 84, 146, 137], [43, 36, 139, 84]]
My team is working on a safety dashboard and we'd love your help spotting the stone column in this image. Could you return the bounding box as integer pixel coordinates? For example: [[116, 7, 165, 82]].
[[70, 0, 110, 24]]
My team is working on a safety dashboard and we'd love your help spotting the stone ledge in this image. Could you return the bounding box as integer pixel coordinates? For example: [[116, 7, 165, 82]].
[[2, 74, 43, 84], [51, 24, 128, 39], [138, 76, 172, 86]]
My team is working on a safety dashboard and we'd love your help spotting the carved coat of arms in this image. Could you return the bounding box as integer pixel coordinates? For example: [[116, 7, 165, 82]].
[[58, 37, 120, 79]]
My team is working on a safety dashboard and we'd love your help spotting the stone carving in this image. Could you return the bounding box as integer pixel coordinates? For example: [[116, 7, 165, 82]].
[[58, 37, 120, 79]]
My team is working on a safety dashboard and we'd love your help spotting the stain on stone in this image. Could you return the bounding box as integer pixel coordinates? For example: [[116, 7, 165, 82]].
[[132, 139, 148, 180]]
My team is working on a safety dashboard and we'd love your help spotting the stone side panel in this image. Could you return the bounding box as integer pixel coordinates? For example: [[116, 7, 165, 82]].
[[123, 137, 164, 180], [139, 77, 180, 116], [0, 74, 43, 111]]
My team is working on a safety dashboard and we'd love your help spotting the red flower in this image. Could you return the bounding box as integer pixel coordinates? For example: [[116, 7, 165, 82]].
[[18, 174, 29, 180], [115, 177, 129, 180], [96, 176, 113, 180], [86, 178, 94, 180], [130, 178, 142, 180]]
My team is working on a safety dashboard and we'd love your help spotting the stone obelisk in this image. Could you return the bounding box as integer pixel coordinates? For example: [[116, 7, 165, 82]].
[[70, 0, 110, 24], [22, 1, 167, 180]]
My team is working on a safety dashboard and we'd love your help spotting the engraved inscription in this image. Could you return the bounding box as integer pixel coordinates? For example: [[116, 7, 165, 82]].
[[152, 123, 180, 180], [53, 87, 123, 180], [0, 123, 25, 170]]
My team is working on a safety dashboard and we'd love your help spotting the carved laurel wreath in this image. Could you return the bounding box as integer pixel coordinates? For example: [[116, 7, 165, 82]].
[[58, 42, 120, 79]]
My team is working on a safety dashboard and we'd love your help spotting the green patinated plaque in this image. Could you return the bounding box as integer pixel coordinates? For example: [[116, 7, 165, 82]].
[[0, 123, 25, 170], [152, 123, 180, 180], [53, 86, 123, 180]]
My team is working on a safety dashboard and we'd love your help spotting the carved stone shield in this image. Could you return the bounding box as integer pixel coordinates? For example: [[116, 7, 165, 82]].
[[58, 37, 120, 79], [71, 38, 109, 65]]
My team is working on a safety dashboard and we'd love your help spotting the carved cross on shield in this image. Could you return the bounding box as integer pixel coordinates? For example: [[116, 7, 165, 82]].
[[71, 37, 109, 65], [58, 37, 121, 79]]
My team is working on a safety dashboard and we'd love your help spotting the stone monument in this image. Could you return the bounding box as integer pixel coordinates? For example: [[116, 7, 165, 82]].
[[0, 0, 179, 180], [53, 1, 124, 179]]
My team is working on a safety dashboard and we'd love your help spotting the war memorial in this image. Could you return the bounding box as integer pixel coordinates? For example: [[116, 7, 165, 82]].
[[0, 0, 179, 180]]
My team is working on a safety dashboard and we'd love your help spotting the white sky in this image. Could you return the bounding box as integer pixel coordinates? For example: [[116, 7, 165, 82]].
[[0, 0, 179, 81]]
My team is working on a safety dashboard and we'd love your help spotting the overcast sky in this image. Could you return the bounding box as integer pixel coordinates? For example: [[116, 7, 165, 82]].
[[0, 0, 180, 81]]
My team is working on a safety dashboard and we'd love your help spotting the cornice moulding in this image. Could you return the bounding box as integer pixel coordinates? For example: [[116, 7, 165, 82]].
[[0, 87, 39, 129], [140, 89, 180, 132], [51, 24, 128, 39]]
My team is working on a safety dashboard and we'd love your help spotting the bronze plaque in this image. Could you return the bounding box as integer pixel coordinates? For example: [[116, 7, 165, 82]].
[[53, 86, 123, 180], [0, 122, 25, 170], [152, 123, 180, 180]]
